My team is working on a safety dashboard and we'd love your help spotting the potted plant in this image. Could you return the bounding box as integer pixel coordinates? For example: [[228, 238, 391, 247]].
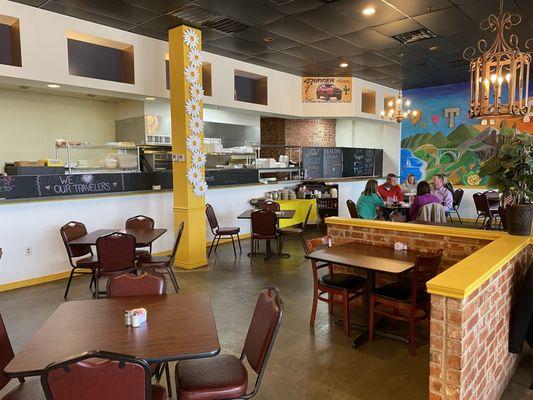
[[479, 132, 533, 236]]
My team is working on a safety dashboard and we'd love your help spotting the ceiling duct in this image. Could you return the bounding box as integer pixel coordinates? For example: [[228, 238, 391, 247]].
[[392, 28, 437, 44]]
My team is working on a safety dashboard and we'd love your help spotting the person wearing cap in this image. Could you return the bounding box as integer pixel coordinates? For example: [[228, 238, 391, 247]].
[[377, 173, 404, 203]]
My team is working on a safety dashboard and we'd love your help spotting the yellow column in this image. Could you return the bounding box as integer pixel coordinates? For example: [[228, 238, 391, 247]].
[[169, 25, 207, 269]]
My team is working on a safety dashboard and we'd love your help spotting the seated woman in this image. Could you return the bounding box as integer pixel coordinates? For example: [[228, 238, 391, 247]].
[[356, 179, 384, 220], [409, 181, 441, 220], [401, 173, 417, 194]]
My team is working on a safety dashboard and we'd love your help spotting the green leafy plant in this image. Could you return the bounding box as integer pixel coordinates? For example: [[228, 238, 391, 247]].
[[479, 132, 533, 204]]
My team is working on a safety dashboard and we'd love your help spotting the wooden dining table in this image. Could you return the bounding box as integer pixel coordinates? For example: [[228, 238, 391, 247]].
[[305, 242, 419, 348], [68, 228, 167, 246], [4, 293, 220, 378]]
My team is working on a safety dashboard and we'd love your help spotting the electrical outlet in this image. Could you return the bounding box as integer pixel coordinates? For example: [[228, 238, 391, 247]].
[[25, 247, 32, 256]]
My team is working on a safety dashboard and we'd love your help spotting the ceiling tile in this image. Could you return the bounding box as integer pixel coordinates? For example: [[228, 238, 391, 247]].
[[262, 16, 333, 43], [209, 36, 270, 56], [515, 0, 533, 18], [202, 44, 250, 60], [121, 0, 189, 14], [138, 14, 184, 32], [253, 0, 323, 15], [282, 44, 335, 62], [414, 7, 475, 36], [128, 25, 169, 41], [234, 27, 300, 50], [331, 0, 405, 26], [311, 37, 363, 56], [385, 0, 453, 17], [259, 51, 309, 68], [201, 28, 229, 42], [342, 28, 400, 50], [372, 18, 425, 37], [294, 5, 365, 36], [193, 0, 283, 25], [459, 0, 521, 24], [8, 0, 48, 5], [348, 51, 395, 67]]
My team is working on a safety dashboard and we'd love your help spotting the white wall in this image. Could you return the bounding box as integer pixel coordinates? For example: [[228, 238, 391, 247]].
[[0, 89, 116, 167]]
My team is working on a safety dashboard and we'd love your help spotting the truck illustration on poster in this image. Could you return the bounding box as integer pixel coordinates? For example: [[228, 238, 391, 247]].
[[302, 77, 352, 103]]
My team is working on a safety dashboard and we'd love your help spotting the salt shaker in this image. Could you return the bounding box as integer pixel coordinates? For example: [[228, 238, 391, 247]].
[[124, 310, 132, 326]]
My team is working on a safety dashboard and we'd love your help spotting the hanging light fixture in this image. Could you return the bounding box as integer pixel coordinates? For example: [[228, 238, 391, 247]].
[[464, 0, 532, 119], [380, 92, 417, 123]]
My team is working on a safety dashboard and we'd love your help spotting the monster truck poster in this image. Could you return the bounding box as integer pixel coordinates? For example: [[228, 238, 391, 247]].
[[302, 77, 352, 103]]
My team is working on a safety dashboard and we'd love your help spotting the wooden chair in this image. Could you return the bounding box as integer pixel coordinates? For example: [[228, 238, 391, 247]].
[[279, 204, 313, 253], [259, 200, 280, 211], [305, 236, 366, 336], [250, 210, 279, 257], [107, 271, 166, 298], [125, 215, 155, 257], [346, 199, 359, 218], [175, 287, 283, 400], [389, 210, 405, 222], [448, 188, 464, 223], [0, 313, 45, 399], [41, 351, 166, 400], [95, 233, 136, 298], [60, 221, 99, 299], [369, 249, 443, 355], [138, 222, 184, 293], [205, 204, 241, 257]]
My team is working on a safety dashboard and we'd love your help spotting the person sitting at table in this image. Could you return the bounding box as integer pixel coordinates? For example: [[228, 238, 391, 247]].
[[401, 173, 417, 194], [431, 174, 453, 213], [356, 179, 384, 220], [409, 181, 441, 220], [377, 173, 404, 203]]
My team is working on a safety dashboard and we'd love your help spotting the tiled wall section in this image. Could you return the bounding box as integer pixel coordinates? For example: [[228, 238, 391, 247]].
[[429, 245, 531, 400], [327, 223, 490, 270]]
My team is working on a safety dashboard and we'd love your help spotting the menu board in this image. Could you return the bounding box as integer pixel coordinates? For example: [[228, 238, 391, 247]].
[[322, 147, 343, 178], [302, 147, 323, 180], [205, 168, 259, 187], [342, 148, 376, 177]]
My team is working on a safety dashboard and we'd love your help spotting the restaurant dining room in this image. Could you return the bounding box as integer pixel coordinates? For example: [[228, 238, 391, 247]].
[[0, 0, 532, 399]]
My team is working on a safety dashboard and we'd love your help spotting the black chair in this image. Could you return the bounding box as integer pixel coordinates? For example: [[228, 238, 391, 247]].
[[125, 215, 155, 257], [280, 204, 313, 253], [205, 204, 241, 257], [473, 192, 499, 229], [251, 209, 279, 257], [346, 199, 359, 218], [448, 188, 464, 223]]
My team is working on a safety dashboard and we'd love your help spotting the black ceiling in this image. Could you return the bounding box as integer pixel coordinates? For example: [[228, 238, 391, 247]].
[[10, 0, 533, 89]]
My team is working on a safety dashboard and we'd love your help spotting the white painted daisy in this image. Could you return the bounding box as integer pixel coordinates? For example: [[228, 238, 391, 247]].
[[191, 150, 206, 168], [183, 28, 199, 49], [184, 64, 199, 84], [188, 116, 204, 135], [185, 97, 200, 117], [186, 134, 202, 153], [189, 82, 203, 100], [186, 166, 202, 186], [193, 180, 208, 197], [188, 48, 202, 68]]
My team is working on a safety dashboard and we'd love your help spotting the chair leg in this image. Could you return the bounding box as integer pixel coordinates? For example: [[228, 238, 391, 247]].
[[343, 293, 350, 337], [369, 296, 375, 341], [208, 235, 216, 257], [310, 290, 318, 328], [299, 234, 307, 253], [236, 234, 242, 252], [164, 362, 172, 398], [95, 273, 100, 299], [63, 269, 76, 299], [409, 313, 417, 356], [456, 211, 462, 224], [474, 215, 480, 226], [230, 235, 237, 257], [328, 293, 333, 315], [213, 235, 221, 253]]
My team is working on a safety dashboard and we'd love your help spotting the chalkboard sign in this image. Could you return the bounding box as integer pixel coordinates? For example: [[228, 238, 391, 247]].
[[205, 168, 259, 187], [342, 148, 376, 177], [0, 175, 15, 195], [302, 147, 323, 180], [36, 174, 125, 197], [322, 147, 343, 178]]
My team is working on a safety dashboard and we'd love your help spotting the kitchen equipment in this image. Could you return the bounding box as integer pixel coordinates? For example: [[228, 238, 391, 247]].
[[140, 148, 172, 172], [102, 158, 118, 169], [117, 154, 138, 169]]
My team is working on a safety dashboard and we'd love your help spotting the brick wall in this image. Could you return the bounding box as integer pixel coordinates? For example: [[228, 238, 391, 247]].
[[260, 117, 286, 159], [429, 245, 530, 400]]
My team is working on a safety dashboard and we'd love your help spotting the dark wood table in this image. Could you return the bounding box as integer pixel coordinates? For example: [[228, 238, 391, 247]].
[[237, 209, 296, 220], [378, 203, 411, 221], [4, 293, 220, 378], [69, 228, 167, 246], [305, 242, 418, 348]]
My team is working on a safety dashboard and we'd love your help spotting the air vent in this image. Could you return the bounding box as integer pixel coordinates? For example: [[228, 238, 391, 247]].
[[448, 58, 469, 68], [392, 28, 437, 44], [171, 4, 222, 26], [203, 18, 249, 34]]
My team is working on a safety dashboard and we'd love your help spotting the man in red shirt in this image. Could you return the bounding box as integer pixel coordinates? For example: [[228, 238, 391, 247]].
[[377, 173, 404, 203]]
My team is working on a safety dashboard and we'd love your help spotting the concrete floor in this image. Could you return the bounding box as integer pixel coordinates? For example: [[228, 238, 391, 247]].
[[0, 234, 531, 399]]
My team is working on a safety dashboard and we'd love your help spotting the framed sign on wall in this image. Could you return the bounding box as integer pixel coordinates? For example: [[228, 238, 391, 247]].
[[302, 77, 352, 103]]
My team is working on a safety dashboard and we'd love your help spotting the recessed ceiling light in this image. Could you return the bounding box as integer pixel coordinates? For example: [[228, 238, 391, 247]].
[[339, 62, 349, 68], [47, 84, 60, 88], [145, 97, 156, 101], [362, 7, 376, 16], [18, 85, 29, 90], [428, 45, 439, 51], [263, 36, 274, 42]]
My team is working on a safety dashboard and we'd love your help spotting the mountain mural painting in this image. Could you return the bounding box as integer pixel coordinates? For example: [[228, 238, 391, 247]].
[[401, 82, 533, 187]]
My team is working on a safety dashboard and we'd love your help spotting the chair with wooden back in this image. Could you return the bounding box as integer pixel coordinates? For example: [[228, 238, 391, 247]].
[[107, 271, 166, 298], [205, 204, 241, 257], [175, 287, 283, 400], [60, 221, 99, 299], [280, 203, 313, 253], [41, 351, 166, 400], [138, 222, 184, 293], [346, 199, 358, 218], [0, 313, 45, 399], [305, 236, 366, 336], [250, 210, 278, 256], [369, 249, 443, 355], [95, 233, 136, 298], [125, 215, 155, 257]]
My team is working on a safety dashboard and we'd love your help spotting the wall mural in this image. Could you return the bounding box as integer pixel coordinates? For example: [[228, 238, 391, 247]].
[[400, 81, 533, 187]]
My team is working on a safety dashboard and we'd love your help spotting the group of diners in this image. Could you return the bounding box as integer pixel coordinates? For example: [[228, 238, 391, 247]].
[[355, 173, 454, 221]]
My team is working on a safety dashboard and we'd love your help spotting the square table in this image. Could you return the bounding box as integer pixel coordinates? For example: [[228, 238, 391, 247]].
[[68, 228, 167, 247], [305, 242, 418, 347], [5, 293, 220, 378]]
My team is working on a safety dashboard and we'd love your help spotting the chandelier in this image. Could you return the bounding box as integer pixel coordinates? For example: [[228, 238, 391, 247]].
[[380, 93, 417, 123], [464, 0, 532, 119]]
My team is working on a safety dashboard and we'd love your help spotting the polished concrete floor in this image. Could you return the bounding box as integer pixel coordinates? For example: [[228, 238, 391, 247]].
[[0, 234, 531, 399]]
